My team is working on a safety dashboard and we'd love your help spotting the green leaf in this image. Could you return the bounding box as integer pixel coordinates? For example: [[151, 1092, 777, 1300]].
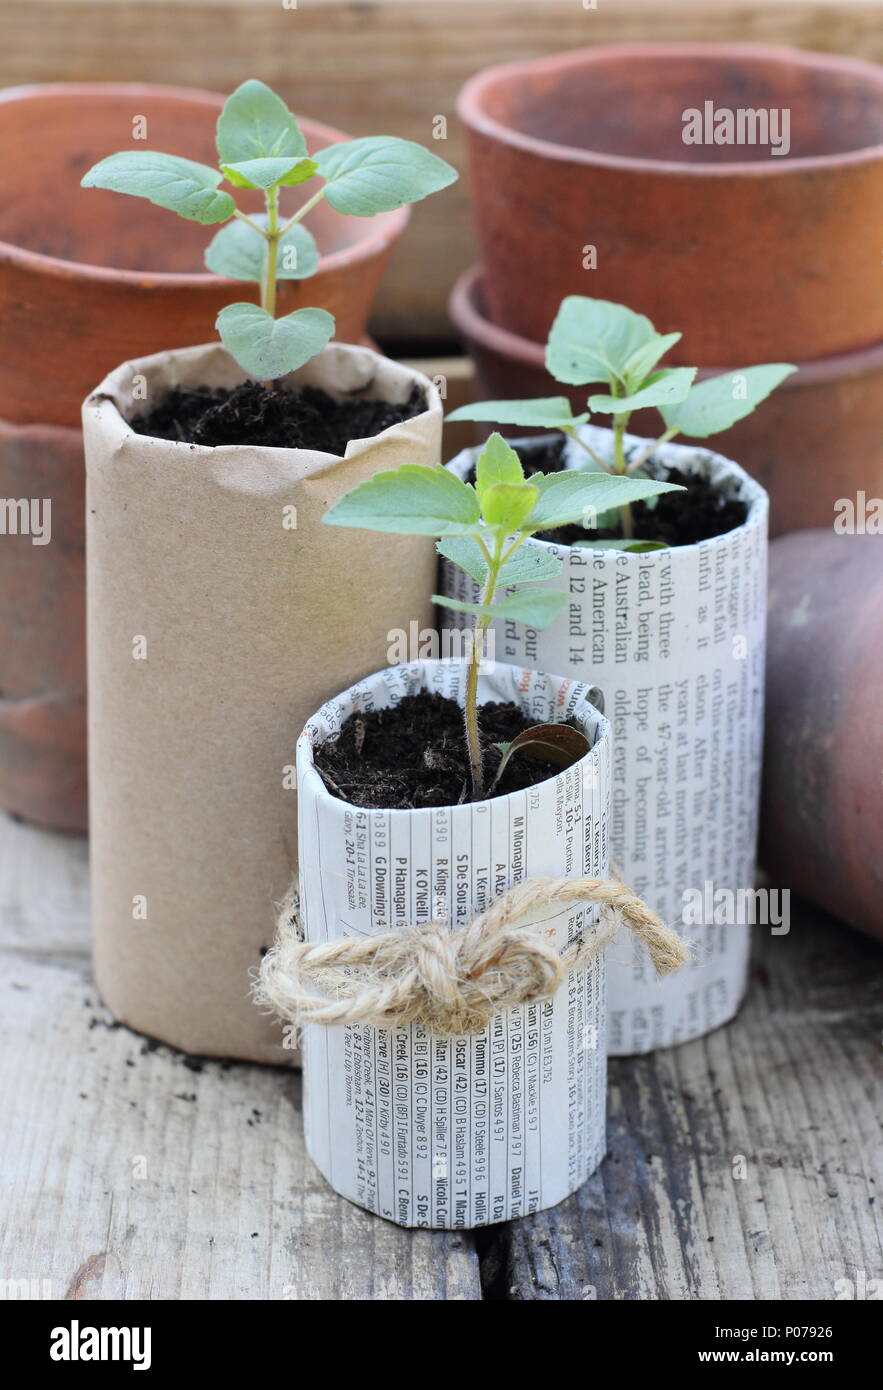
[[446, 397, 589, 430], [81, 151, 235, 225], [221, 156, 317, 190], [435, 537, 564, 587], [660, 364, 797, 438], [475, 432, 524, 501], [622, 332, 682, 389], [526, 470, 684, 532], [497, 547, 564, 585], [434, 589, 567, 630], [573, 538, 669, 553], [216, 304, 334, 380], [204, 217, 318, 282], [490, 723, 590, 789], [587, 367, 697, 415], [546, 297, 658, 389], [480, 482, 538, 532], [216, 79, 307, 165], [324, 466, 481, 535], [313, 136, 457, 216]]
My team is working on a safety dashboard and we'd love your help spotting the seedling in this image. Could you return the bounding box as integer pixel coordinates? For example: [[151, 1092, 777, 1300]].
[[323, 432, 683, 798], [82, 80, 457, 382], [448, 296, 795, 544]]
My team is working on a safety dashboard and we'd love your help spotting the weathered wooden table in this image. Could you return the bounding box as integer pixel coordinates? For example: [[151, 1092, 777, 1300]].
[[1, 811, 880, 1300]]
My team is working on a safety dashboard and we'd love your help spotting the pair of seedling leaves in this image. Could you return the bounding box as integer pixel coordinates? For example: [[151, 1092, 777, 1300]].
[[324, 430, 684, 780], [81, 80, 457, 380], [448, 296, 795, 547]]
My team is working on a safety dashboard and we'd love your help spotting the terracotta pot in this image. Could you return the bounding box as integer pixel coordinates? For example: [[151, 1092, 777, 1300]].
[[761, 532, 883, 942], [450, 266, 883, 538], [459, 43, 883, 364], [0, 420, 86, 831], [0, 83, 410, 427]]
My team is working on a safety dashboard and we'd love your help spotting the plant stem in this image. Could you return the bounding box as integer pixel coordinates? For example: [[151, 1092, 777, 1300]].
[[627, 426, 679, 473], [277, 185, 327, 238], [564, 428, 611, 473], [232, 209, 267, 237], [262, 186, 280, 317], [612, 410, 634, 541], [464, 532, 505, 800]]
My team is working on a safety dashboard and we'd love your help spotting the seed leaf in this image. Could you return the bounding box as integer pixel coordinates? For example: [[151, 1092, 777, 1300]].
[[216, 303, 334, 380], [435, 537, 564, 587], [313, 136, 458, 216], [491, 723, 590, 789], [325, 467, 481, 534], [446, 397, 589, 430], [588, 367, 696, 415], [216, 79, 308, 165], [81, 151, 235, 225], [434, 588, 567, 629], [660, 364, 796, 438], [546, 296, 658, 388]]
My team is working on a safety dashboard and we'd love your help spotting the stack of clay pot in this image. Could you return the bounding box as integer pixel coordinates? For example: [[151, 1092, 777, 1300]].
[[0, 82, 410, 831], [452, 42, 883, 538], [451, 42, 883, 950]]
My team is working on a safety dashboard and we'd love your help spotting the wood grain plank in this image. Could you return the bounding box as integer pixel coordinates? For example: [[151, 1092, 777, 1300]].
[[1, 1, 880, 338], [497, 904, 883, 1299], [0, 815, 482, 1300]]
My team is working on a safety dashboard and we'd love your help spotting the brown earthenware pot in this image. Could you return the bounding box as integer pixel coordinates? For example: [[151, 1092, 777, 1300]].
[[0, 83, 409, 427], [0, 84, 405, 832], [761, 532, 883, 942], [459, 43, 883, 364], [450, 266, 883, 537]]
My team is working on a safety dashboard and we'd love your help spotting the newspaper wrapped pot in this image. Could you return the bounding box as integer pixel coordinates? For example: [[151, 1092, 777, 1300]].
[[440, 428, 768, 1054], [295, 658, 609, 1227], [83, 342, 441, 1063]]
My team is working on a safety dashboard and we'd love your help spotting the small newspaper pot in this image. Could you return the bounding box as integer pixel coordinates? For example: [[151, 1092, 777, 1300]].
[[295, 658, 610, 1228], [83, 341, 441, 1064], [440, 428, 768, 1054]]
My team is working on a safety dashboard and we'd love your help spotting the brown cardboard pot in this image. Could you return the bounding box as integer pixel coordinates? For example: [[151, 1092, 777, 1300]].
[[83, 341, 441, 1063], [0, 84, 406, 833], [460, 43, 883, 364], [450, 266, 883, 539], [761, 532, 883, 942]]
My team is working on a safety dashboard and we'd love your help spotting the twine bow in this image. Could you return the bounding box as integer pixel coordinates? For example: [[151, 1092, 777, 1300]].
[[256, 876, 693, 1037]]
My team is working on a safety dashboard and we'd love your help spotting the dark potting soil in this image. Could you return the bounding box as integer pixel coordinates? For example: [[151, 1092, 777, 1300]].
[[130, 380, 426, 453], [313, 692, 575, 810], [466, 436, 748, 546]]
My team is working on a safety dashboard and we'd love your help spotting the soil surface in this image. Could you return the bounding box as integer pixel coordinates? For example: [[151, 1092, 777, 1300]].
[[313, 692, 579, 809], [467, 436, 748, 546], [130, 380, 426, 453]]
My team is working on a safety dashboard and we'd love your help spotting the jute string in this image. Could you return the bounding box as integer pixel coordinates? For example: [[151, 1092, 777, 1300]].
[[256, 876, 693, 1037]]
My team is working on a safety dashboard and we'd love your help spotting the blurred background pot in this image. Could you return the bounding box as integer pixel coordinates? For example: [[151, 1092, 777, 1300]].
[[0, 82, 407, 832], [459, 42, 883, 364], [761, 532, 883, 942], [450, 266, 883, 538]]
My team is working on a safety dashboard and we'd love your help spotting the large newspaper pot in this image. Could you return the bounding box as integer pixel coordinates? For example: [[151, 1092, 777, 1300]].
[[83, 342, 441, 1064], [293, 658, 610, 1228], [440, 428, 768, 1054]]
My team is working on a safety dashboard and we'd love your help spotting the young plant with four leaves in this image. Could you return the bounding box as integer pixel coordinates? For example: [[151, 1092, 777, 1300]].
[[323, 433, 684, 799], [448, 296, 795, 546], [82, 80, 457, 381]]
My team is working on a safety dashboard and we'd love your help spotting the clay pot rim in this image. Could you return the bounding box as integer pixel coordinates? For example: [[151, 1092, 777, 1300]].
[[450, 264, 883, 384], [0, 82, 410, 287], [87, 339, 443, 462], [458, 42, 883, 177]]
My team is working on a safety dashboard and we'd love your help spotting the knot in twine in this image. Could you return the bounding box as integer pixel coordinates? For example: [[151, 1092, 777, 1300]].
[[256, 877, 693, 1037]]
